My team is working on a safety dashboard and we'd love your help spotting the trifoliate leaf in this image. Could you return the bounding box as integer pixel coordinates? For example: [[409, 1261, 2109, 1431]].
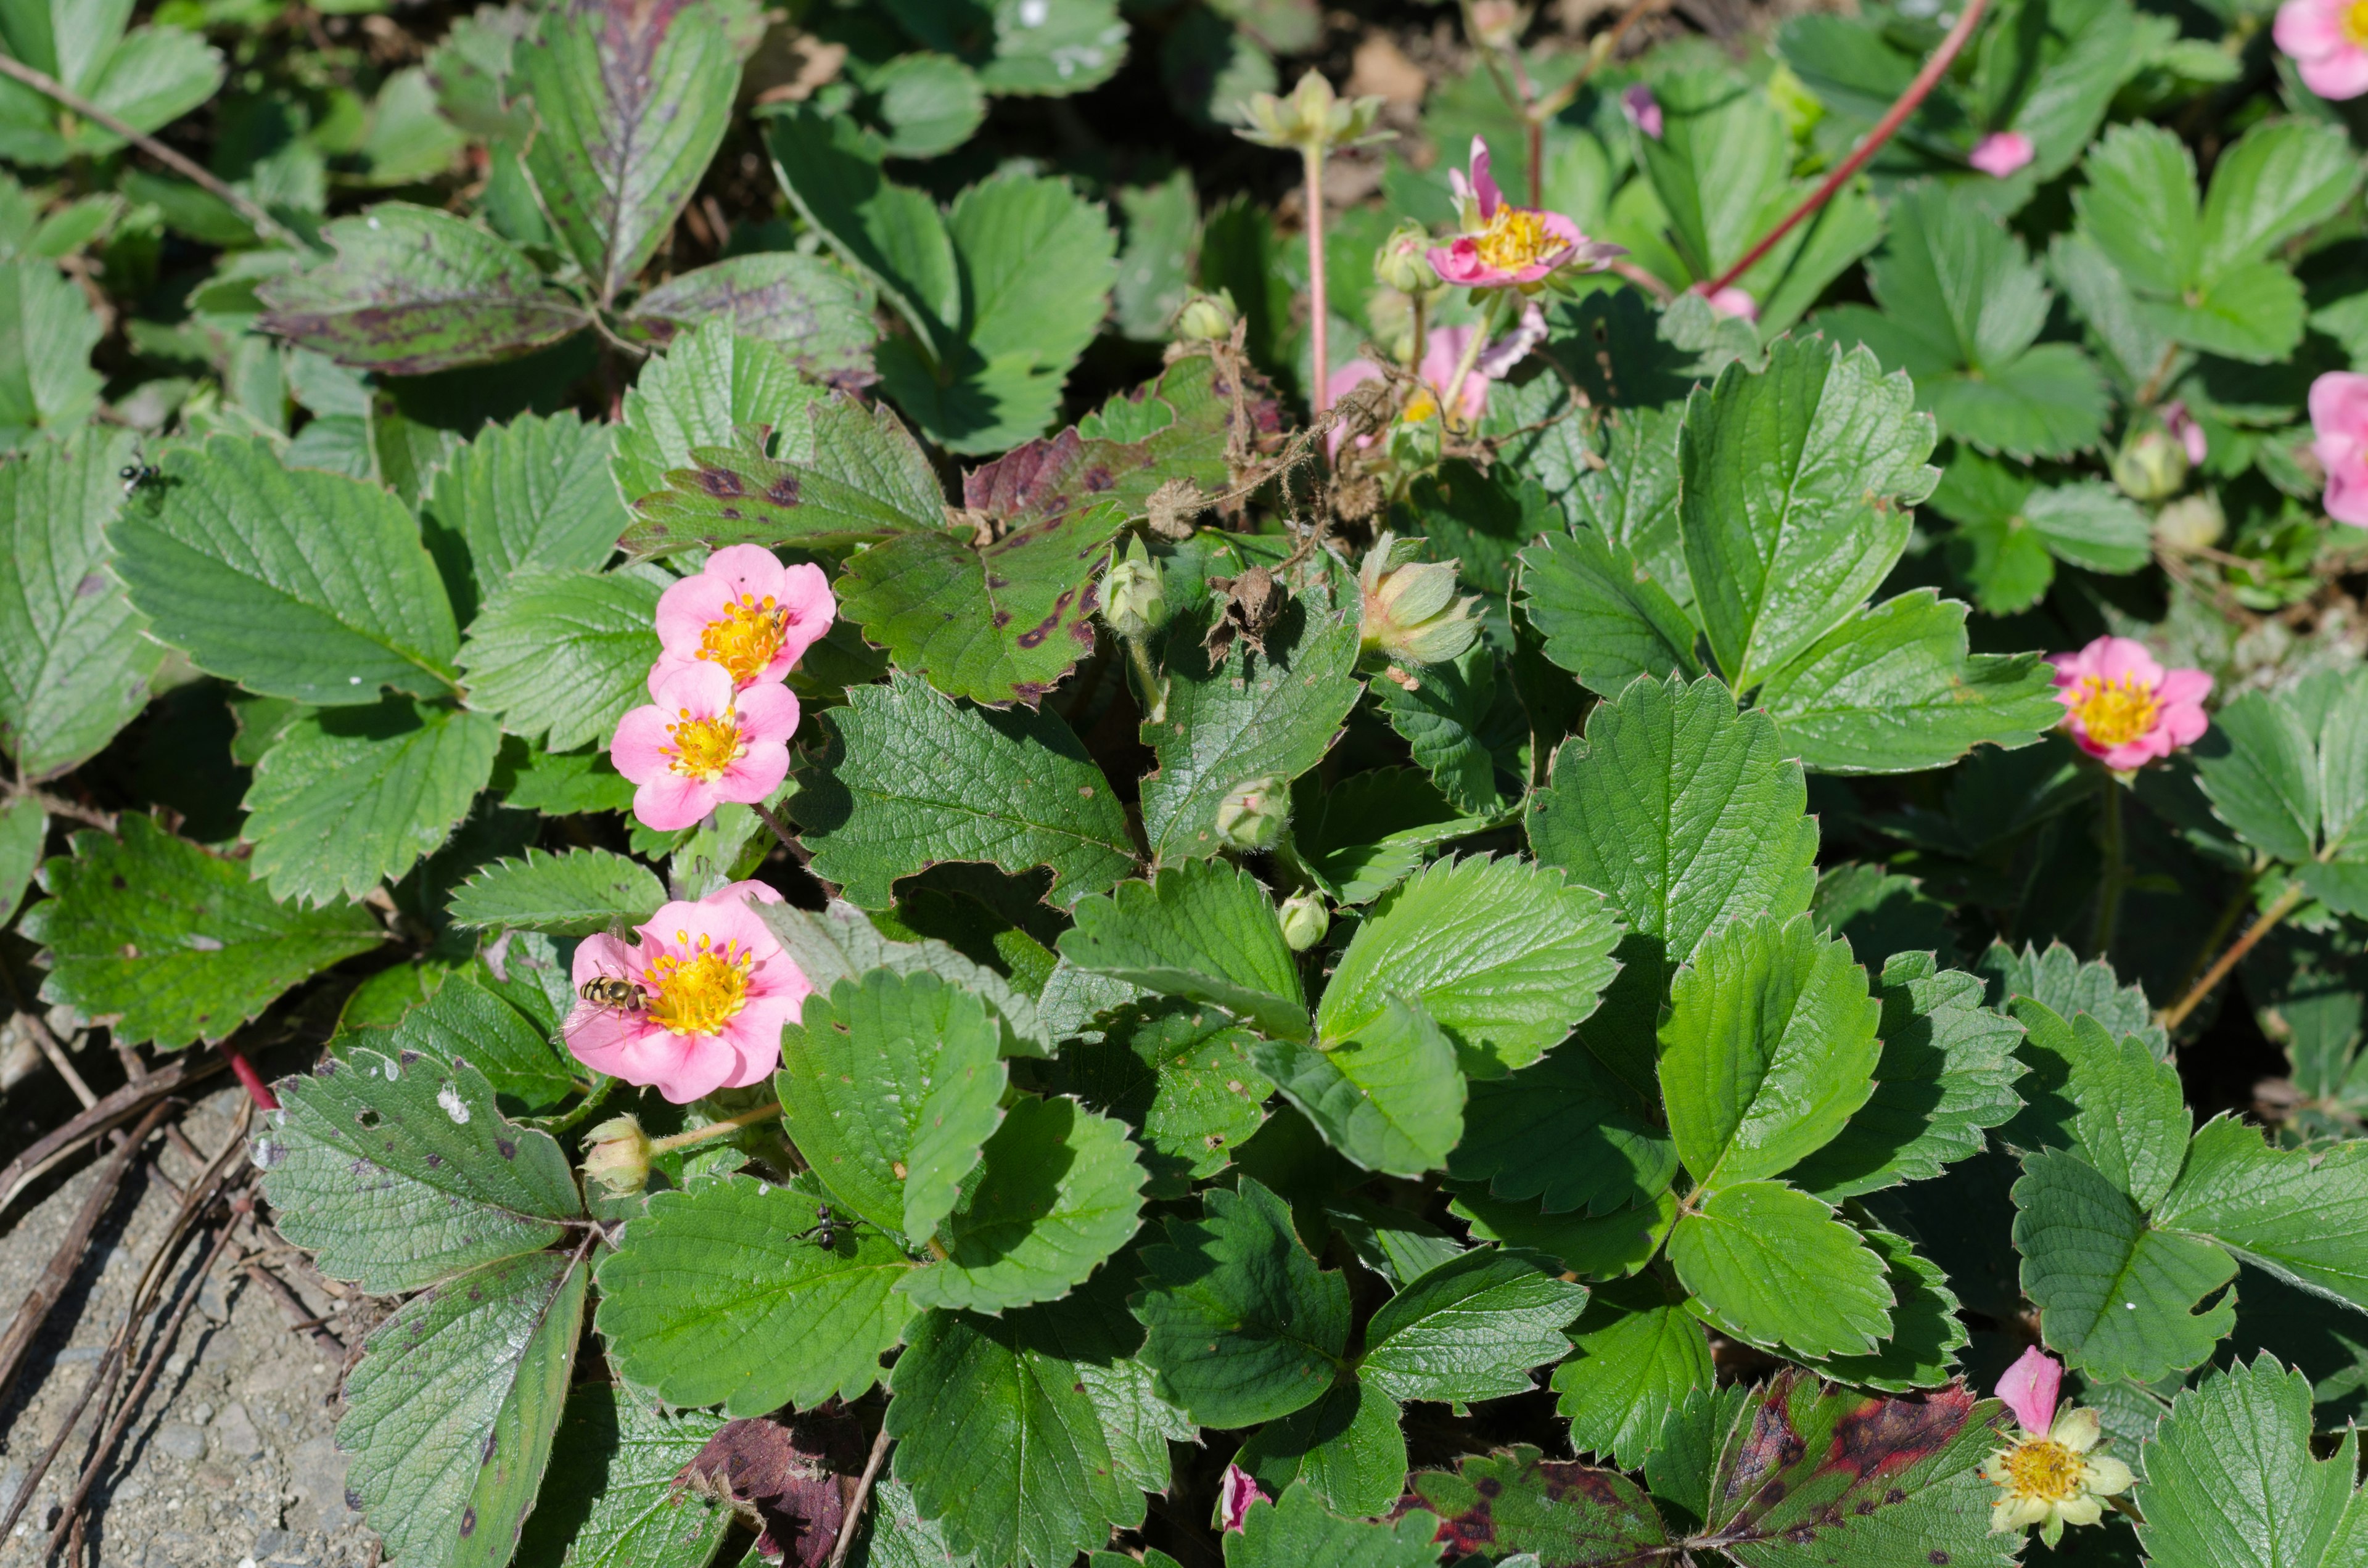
[[240, 698, 502, 907], [446, 847, 666, 938], [424, 411, 628, 618], [2006, 999, 2190, 1209], [1677, 337, 1937, 690], [793, 671, 1135, 912], [1233, 1377, 1408, 1519], [457, 569, 664, 753], [514, 1384, 730, 1568], [0, 429, 163, 779], [1251, 996, 1466, 1178], [1357, 1247, 1589, 1405], [776, 969, 1008, 1242], [1046, 999, 1274, 1199], [1447, 1037, 1678, 1217], [1450, 1186, 1677, 1282], [1223, 1485, 1444, 1568], [2134, 1354, 2365, 1568], [1791, 952, 2026, 1201], [758, 898, 1053, 1059], [1813, 1228, 1968, 1393], [1134, 1176, 1351, 1427], [888, 1267, 1182, 1568], [374, 970, 580, 1116], [1058, 860, 1307, 1040], [1317, 856, 1621, 1080], [898, 1094, 1146, 1314], [340, 1250, 589, 1568], [1516, 525, 1703, 700], [1552, 1276, 1714, 1471], [1667, 1180, 1893, 1358], [1403, 1447, 1666, 1566], [1659, 911, 1881, 1193], [1979, 938, 2166, 1057], [2014, 1148, 2237, 1383], [1527, 675, 1819, 1093], [2156, 1115, 2368, 1313], [112, 435, 462, 705], [253, 1047, 583, 1294], [1139, 569, 1364, 866], [23, 815, 383, 1050], [610, 320, 823, 508], [594, 1173, 916, 1414]]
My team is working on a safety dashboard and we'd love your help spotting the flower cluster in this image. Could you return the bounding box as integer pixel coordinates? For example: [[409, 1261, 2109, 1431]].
[[611, 545, 836, 832], [2047, 634, 2211, 771], [1983, 1348, 2134, 1546]]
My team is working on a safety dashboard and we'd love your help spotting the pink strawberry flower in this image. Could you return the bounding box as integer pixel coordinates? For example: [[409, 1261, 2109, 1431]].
[[1620, 83, 1663, 139], [1427, 137, 1623, 288], [1216, 1464, 1267, 1532], [652, 544, 836, 691], [2309, 370, 2368, 525], [2048, 635, 2211, 772], [1968, 131, 2035, 177], [566, 881, 810, 1102], [1981, 1347, 2133, 1545], [612, 662, 800, 831], [2276, 0, 2368, 99], [1323, 307, 1545, 458]]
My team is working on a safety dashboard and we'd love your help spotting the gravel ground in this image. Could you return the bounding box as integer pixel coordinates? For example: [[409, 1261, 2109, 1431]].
[[0, 1085, 382, 1568]]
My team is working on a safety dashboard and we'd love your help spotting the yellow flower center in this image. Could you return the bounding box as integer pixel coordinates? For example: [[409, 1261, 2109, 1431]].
[[2070, 675, 2160, 748], [664, 708, 746, 782], [1473, 206, 1561, 273], [2345, 0, 2368, 43], [699, 595, 790, 685], [644, 931, 754, 1036], [1995, 1438, 2086, 1504]]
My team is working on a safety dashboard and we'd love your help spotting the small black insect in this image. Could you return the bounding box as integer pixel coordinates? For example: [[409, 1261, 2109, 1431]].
[[119, 462, 160, 496], [792, 1204, 841, 1249]]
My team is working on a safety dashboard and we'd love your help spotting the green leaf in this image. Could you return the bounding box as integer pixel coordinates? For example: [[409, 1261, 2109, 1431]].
[[975, 0, 1128, 95], [446, 847, 665, 938], [1516, 527, 1702, 700], [424, 412, 628, 616], [1552, 1276, 1713, 1470], [2156, 1115, 2368, 1313], [594, 1173, 916, 1414], [1058, 860, 1306, 1040], [1140, 572, 1364, 866], [1447, 1035, 1678, 1217], [2013, 1147, 2237, 1383], [0, 429, 162, 778], [23, 816, 383, 1050], [0, 257, 101, 443], [1814, 1228, 1968, 1392], [257, 205, 586, 375], [340, 1250, 588, 1568], [2134, 1354, 2366, 1568], [253, 1046, 583, 1293], [458, 569, 663, 753], [375, 969, 578, 1115], [623, 255, 879, 388], [1403, 1447, 1667, 1566], [2022, 480, 2156, 573], [2195, 120, 2359, 280], [888, 1267, 1183, 1568], [1357, 1246, 1589, 1404], [1234, 1378, 1408, 1519], [2074, 122, 2200, 299], [855, 1478, 974, 1568], [1753, 591, 2062, 776], [1659, 911, 1880, 1192], [900, 1093, 1146, 1313], [1135, 1176, 1351, 1427], [2007, 999, 2190, 1209], [1378, 644, 1517, 818], [514, 1384, 730, 1568], [763, 106, 959, 350], [2193, 689, 2322, 864], [1450, 1185, 1677, 1281], [1678, 337, 1937, 689], [759, 897, 1054, 1058], [1112, 172, 1198, 342], [1289, 768, 1487, 907], [113, 435, 463, 705], [1046, 999, 1274, 1199], [240, 699, 502, 906], [1667, 1179, 1893, 1358], [1318, 856, 1621, 1080], [1527, 675, 1819, 1093], [1979, 937, 2166, 1057], [1225, 1486, 1443, 1568], [794, 671, 1136, 911], [0, 794, 40, 923], [870, 51, 985, 157], [1561, 398, 1687, 596], [1251, 997, 1466, 1179], [610, 321, 821, 509], [1791, 952, 2027, 1201], [516, 0, 736, 305], [776, 968, 1008, 1240]]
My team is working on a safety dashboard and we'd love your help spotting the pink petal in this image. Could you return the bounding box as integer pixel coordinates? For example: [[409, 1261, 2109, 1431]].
[[647, 1035, 741, 1104], [611, 704, 679, 786], [706, 544, 791, 601], [648, 652, 710, 694], [1995, 1346, 2062, 1433], [2328, 458, 2368, 525], [1468, 136, 1501, 219], [2278, 0, 2351, 55], [775, 562, 838, 662], [649, 660, 735, 719], [1217, 1464, 1267, 1532], [2155, 668, 2214, 707], [1428, 240, 1490, 285], [2090, 636, 2166, 690], [654, 572, 741, 667], [2301, 42, 2368, 96], [1620, 84, 1663, 139], [2101, 732, 2173, 770], [709, 879, 786, 910], [633, 774, 715, 832], [1968, 131, 2034, 178], [733, 681, 802, 746], [2311, 371, 2368, 440], [1706, 286, 1759, 322], [717, 745, 790, 807], [2160, 702, 2210, 748], [573, 931, 643, 989]]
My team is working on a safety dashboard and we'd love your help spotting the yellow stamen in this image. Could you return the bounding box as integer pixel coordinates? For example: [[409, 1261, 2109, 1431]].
[[644, 934, 755, 1036], [1992, 1438, 2086, 1505], [1473, 206, 1562, 273], [663, 710, 747, 782], [699, 594, 790, 685], [2069, 675, 2160, 748], [2345, 0, 2368, 43]]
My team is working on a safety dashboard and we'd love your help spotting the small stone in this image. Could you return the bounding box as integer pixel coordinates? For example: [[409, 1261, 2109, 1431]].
[[154, 1422, 207, 1463], [284, 1436, 356, 1534], [211, 1403, 265, 1461]]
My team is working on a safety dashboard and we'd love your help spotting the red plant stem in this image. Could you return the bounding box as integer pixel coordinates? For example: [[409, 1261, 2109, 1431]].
[[1306, 144, 1330, 420], [223, 1045, 278, 1112], [1700, 0, 1992, 300]]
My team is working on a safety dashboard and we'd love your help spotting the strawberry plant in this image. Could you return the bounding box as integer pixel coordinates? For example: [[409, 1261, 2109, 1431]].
[[3, 0, 2368, 1564]]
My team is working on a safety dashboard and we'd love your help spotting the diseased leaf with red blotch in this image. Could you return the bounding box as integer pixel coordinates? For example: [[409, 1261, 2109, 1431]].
[[1692, 1371, 2015, 1568], [623, 253, 880, 388], [1400, 1446, 1672, 1566], [676, 1411, 866, 1568]]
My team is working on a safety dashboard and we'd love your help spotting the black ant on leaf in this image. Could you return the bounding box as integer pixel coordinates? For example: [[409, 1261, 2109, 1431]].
[[119, 462, 160, 496], [792, 1204, 845, 1250]]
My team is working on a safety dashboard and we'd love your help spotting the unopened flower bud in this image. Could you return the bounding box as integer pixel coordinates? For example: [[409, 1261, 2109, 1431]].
[[1215, 775, 1289, 850], [1470, 0, 1526, 50], [1104, 539, 1166, 639], [1359, 532, 1482, 667], [1374, 221, 1434, 295], [2113, 427, 2190, 502], [2155, 491, 2225, 552], [1278, 889, 1330, 951], [581, 1114, 652, 1195], [1175, 289, 1239, 342], [1238, 71, 1391, 155]]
